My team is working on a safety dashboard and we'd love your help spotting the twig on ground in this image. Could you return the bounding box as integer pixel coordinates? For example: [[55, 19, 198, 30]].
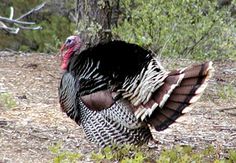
[[218, 107, 236, 112]]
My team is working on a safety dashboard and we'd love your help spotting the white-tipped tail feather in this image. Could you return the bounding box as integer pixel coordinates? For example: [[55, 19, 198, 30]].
[[134, 61, 213, 131]]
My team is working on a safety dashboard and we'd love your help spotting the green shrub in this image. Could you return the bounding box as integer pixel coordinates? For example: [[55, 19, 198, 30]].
[[0, 92, 17, 109], [49, 143, 236, 163], [23, 15, 75, 53], [217, 83, 236, 100], [0, 0, 75, 53], [113, 0, 236, 60], [49, 143, 82, 163]]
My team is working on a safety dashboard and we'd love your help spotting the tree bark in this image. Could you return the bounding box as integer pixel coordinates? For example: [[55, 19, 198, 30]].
[[76, 0, 119, 50]]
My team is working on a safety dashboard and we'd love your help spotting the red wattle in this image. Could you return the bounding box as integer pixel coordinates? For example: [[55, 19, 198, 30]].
[[61, 48, 74, 70]]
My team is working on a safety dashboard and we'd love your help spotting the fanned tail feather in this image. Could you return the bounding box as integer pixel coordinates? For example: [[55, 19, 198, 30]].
[[143, 61, 213, 131]]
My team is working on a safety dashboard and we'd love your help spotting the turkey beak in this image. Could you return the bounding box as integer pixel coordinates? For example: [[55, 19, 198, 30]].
[[60, 44, 66, 59]]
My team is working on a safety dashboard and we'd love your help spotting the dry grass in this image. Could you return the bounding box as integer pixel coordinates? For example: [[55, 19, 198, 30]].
[[0, 51, 235, 162]]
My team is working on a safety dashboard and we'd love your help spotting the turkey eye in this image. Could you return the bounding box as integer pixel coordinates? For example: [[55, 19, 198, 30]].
[[66, 39, 72, 44]]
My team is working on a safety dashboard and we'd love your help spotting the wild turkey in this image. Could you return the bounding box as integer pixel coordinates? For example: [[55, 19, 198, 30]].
[[59, 35, 213, 147]]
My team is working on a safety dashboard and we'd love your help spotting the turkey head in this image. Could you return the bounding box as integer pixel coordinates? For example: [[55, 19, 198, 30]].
[[60, 35, 81, 70]]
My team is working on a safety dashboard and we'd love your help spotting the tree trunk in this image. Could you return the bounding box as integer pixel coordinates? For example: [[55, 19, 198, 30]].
[[76, 0, 119, 50]]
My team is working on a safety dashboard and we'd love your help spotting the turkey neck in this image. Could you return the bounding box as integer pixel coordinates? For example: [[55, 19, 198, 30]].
[[59, 72, 81, 124]]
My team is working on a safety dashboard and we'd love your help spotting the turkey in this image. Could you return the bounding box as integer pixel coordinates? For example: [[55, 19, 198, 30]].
[[59, 35, 213, 147]]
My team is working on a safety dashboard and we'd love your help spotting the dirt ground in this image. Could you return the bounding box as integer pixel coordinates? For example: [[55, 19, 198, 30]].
[[0, 51, 235, 162]]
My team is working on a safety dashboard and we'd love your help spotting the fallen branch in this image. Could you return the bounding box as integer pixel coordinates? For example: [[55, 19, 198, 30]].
[[0, 16, 36, 25], [0, 2, 46, 34], [0, 25, 19, 34]]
